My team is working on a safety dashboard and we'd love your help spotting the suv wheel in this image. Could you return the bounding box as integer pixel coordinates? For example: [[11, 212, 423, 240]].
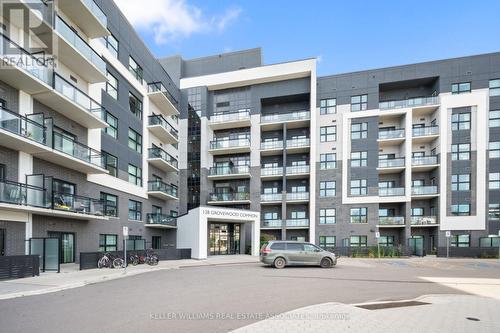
[[320, 257, 332, 268], [273, 257, 286, 269]]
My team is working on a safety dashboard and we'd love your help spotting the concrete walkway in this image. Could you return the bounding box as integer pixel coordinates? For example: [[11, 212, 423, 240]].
[[0, 255, 258, 300]]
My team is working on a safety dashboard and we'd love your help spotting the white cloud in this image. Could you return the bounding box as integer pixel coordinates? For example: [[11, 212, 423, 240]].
[[115, 0, 242, 45]]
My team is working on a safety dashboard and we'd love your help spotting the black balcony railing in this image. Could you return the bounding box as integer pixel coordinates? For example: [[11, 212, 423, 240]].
[[0, 107, 46, 144], [148, 147, 178, 169], [52, 131, 104, 167], [147, 82, 179, 106], [146, 213, 177, 227], [148, 180, 178, 198], [208, 192, 250, 202], [148, 114, 178, 139]]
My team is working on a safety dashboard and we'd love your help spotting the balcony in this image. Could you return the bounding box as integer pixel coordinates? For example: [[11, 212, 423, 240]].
[[260, 140, 284, 156], [145, 213, 177, 229], [147, 147, 178, 173], [147, 180, 178, 201], [148, 115, 178, 144], [411, 186, 439, 197], [53, 16, 107, 83], [379, 96, 439, 111], [58, 0, 109, 38], [410, 216, 439, 226], [412, 126, 439, 143], [208, 166, 251, 180], [378, 129, 405, 146], [208, 192, 250, 205], [0, 179, 107, 220], [377, 158, 405, 174], [261, 110, 310, 130], [286, 192, 309, 202], [285, 165, 310, 178], [147, 82, 179, 117], [286, 138, 310, 153], [286, 219, 309, 228], [262, 220, 283, 229], [34, 73, 107, 129], [379, 187, 405, 196], [261, 167, 283, 179], [412, 155, 439, 171], [209, 138, 251, 155], [378, 216, 405, 227], [261, 193, 283, 203], [209, 109, 251, 130]]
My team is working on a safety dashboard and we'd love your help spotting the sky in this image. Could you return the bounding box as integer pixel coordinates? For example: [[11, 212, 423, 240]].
[[115, 0, 500, 76]]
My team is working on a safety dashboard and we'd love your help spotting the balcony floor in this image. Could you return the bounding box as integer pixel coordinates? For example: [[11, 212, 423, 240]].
[[147, 158, 178, 173], [377, 166, 406, 174], [209, 119, 251, 130], [209, 146, 251, 155], [147, 125, 178, 144], [207, 173, 251, 181], [0, 202, 108, 221], [144, 223, 177, 229], [148, 91, 179, 117], [147, 191, 178, 201]]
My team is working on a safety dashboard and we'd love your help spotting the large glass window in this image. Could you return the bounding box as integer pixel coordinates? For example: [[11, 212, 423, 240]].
[[479, 236, 500, 247], [451, 174, 470, 191], [350, 179, 367, 196], [319, 209, 336, 224], [489, 173, 500, 189], [350, 208, 367, 223], [411, 207, 424, 216], [320, 98, 336, 114], [379, 236, 394, 247], [129, 93, 143, 120], [451, 143, 470, 160], [351, 122, 368, 139], [320, 153, 336, 169], [490, 111, 500, 127], [0, 164, 5, 180], [489, 142, 500, 159], [320, 126, 336, 142], [102, 112, 118, 139], [103, 34, 118, 58], [451, 204, 470, 216], [319, 236, 336, 248], [105, 71, 118, 99], [100, 192, 118, 217], [351, 151, 367, 167], [128, 164, 142, 186], [349, 235, 367, 247], [490, 79, 500, 96], [451, 82, 471, 94], [489, 203, 500, 220], [451, 112, 470, 131], [128, 128, 142, 153], [102, 151, 117, 177], [128, 56, 143, 83], [451, 234, 470, 247], [128, 200, 142, 221], [319, 181, 336, 197], [351, 94, 367, 111], [99, 234, 117, 252]]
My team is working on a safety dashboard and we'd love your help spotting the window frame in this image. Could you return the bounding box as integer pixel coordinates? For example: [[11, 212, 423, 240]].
[[451, 204, 471, 216], [490, 79, 500, 96], [489, 110, 500, 128], [105, 71, 118, 99], [128, 164, 142, 186], [320, 125, 336, 142], [128, 56, 143, 83], [128, 128, 142, 153], [129, 92, 143, 120], [319, 208, 336, 224], [350, 179, 367, 196], [319, 98, 337, 115], [351, 94, 367, 111], [319, 181, 336, 197], [451, 112, 470, 131], [100, 192, 118, 217], [489, 141, 500, 159], [319, 236, 336, 248], [349, 235, 368, 247], [350, 207, 368, 223], [320, 153, 336, 169], [102, 111, 118, 139], [488, 203, 500, 220], [489, 172, 500, 190], [450, 234, 470, 247], [102, 150, 117, 177], [451, 82, 471, 94], [451, 174, 470, 191], [451, 143, 470, 160], [128, 199, 142, 221], [350, 151, 368, 167], [351, 122, 368, 139], [99, 234, 118, 252], [103, 34, 118, 58]]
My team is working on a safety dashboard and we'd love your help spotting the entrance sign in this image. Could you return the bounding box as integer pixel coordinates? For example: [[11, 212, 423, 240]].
[[123, 226, 129, 237], [375, 232, 380, 238], [445, 231, 451, 238]]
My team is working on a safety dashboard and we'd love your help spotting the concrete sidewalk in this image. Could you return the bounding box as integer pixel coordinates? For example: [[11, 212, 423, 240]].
[[0, 255, 258, 300]]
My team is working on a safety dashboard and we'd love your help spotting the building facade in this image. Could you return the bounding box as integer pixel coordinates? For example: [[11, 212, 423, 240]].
[[1, 0, 499, 262]]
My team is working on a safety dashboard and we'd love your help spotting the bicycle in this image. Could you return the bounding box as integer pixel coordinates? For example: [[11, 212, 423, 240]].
[[145, 248, 159, 266], [98, 253, 125, 268], [128, 254, 139, 266]]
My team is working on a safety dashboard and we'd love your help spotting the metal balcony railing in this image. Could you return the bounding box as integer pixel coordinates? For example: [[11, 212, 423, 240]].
[[379, 96, 439, 110], [261, 193, 282, 202], [412, 155, 439, 166], [148, 180, 178, 198], [0, 107, 46, 144], [378, 158, 405, 168], [379, 187, 405, 196], [378, 129, 405, 140], [261, 140, 283, 150], [261, 167, 283, 177], [210, 109, 250, 123], [412, 126, 439, 137], [146, 213, 177, 227], [52, 131, 104, 167], [148, 114, 178, 139], [148, 147, 178, 169], [262, 220, 283, 227], [209, 165, 250, 176], [378, 216, 405, 225], [0, 179, 48, 208], [209, 192, 250, 202], [52, 192, 104, 216], [286, 165, 310, 174], [261, 110, 310, 123], [412, 186, 438, 195], [410, 216, 438, 225], [286, 192, 309, 201], [147, 82, 179, 106], [82, 0, 107, 27], [286, 219, 309, 227], [210, 138, 250, 150], [286, 138, 310, 148]]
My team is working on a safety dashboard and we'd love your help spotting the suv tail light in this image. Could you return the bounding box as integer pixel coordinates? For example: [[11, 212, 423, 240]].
[[262, 245, 272, 254]]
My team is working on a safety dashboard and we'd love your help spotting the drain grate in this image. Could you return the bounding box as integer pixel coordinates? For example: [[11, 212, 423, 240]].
[[356, 301, 429, 310]]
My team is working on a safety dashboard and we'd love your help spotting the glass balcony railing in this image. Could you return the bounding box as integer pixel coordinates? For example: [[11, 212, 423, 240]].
[[261, 140, 283, 150], [286, 138, 310, 148], [0, 107, 46, 144], [261, 193, 282, 202], [147, 82, 179, 106], [412, 155, 439, 166], [0, 179, 48, 208], [286, 192, 309, 201], [378, 158, 405, 168], [262, 220, 283, 228], [412, 126, 439, 137], [210, 138, 250, 150], [412, 186, 438, 195], [378, 129, 405, 140], [286, 165, 310, 174], [209, 192, 250, 202], [148, 147, 178, 169], [286, 219, 309, 227], [55, 16, 106, 73], [378, 216, 405, 225], [148, 180, 178, 198], [261, 167, 283, 177], [379, 96, 439, 110], [146, 213, 177, 227], [261, 110, 310, 124], [410, 216, 438, 225], [379, 187, 405, 196], [209, 165, 250, 176], [52, 192, 104, 216], [82, 0, 107, 27], [52, 131, 104, 167], [210, 109, 250, 123], [148, 115, 178, 139], [53, 73, 104, 119]]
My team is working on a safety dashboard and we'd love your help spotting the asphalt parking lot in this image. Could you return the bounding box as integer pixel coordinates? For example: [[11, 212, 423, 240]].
[[1, 257, 499, 333]]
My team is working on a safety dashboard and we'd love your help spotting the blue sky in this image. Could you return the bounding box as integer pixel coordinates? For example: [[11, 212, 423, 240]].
[[116, 0, 500, 76]]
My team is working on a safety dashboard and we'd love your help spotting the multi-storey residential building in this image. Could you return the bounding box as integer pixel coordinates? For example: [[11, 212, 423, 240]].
[[1, 0, 499, 264]]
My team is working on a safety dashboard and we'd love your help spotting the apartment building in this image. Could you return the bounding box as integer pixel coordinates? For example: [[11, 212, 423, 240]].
[[0, 0, 180, 263]]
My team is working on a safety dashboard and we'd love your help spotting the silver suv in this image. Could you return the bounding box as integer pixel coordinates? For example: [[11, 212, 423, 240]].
[[260, 241, 337, 269]]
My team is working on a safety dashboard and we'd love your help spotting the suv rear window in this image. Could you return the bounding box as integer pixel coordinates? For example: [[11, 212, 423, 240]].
[[286, 243, 304, 251], [270, 243, 285, 250]]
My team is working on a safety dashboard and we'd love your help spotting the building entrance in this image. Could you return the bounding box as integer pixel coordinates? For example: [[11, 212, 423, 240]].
[[209, 223, 240, 255]]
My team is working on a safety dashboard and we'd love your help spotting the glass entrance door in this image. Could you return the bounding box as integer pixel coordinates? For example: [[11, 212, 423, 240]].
[[209, 223, 241, 255], [0, 228, 5, 256], [409, 236, 424, 256], [48, 232, 75, 263]]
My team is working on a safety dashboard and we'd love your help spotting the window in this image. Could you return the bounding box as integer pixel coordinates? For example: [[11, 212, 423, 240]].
[[489, 142, 500, 159], [451, 143, 470, 160], [451, 112, 470, 130], [105, 71, 118, 99], [450, 234, 470, 247], [319, 209, 336, 224], [451, 82, 471, 94], [351, 122, 368, 139], [411, 207, 424, 216], [350, 151, 367, 167], [320, 98, 336, 114], [489, 203, 500, 220], [412, 179, 425, 187], [379, 236, 394, 247], [489, 173, 500, 189], [349, 235, 367, 247], [351, 94, 367, 111], [451, 204, 470, 216], [103, 34, 118, 58], [128, 56, 143, 83], [152, 236, 162, 250], [129, 93, 143, 120], [479, 236, 500, 247], [350, 179, 367, 196], [270, 243, 285, 250], [0, 164, 4, 180], [286, 243, 304, 251], [100, 192, 118, 217], [350, 208, 367, 223], [490, 79, 500, 96], [320, 126, 336, 142], [102, 112, 118, 139], [320, 153, 336, 169], [128, 200, 142, 221], [451, 174, 470, 191], [128, 128, 142, 153], [102, 151, 117, 177], [99, 234, 117, 252], [489, 111, 500, 127], [263, 212, 278, 221], [319, 181, 336, 197], [290, 211, 306, 219], [319, 236, 336, 249], [128, 164, 142, 186]]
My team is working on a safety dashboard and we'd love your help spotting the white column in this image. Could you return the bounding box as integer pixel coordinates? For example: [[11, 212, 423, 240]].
[[308, 66, 317, 244]]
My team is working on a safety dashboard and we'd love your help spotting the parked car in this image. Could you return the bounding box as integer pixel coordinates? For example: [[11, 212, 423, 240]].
[[260, 241, 337, 269]]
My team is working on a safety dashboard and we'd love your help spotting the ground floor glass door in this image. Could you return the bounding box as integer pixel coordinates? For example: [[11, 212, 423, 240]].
[[209, 223, 241, 255], [48, 232, 75, 263], [409, 236, 424, 256]]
